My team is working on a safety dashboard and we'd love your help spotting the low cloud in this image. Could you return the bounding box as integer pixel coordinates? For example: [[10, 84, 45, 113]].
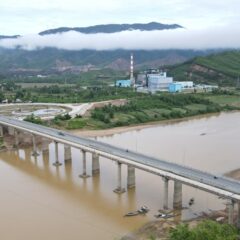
[[0, 26, 240, 51]]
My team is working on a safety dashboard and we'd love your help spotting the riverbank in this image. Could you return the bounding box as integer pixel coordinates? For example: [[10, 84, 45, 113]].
[[70, 112, 222, 137], [119, 154, 240, 240]]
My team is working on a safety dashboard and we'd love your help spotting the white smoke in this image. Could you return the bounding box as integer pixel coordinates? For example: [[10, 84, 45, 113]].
[[0, 26, 240, 50]]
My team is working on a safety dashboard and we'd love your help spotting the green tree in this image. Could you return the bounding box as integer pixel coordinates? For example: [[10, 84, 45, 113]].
[[169, 220, 239, 240]]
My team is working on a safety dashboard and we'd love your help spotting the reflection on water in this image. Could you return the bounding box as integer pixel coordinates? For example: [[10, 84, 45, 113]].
[[0, 112, 240, 239]]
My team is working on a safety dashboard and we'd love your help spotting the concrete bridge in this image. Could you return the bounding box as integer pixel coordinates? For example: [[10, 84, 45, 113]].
[[0, 115, 240, 226]]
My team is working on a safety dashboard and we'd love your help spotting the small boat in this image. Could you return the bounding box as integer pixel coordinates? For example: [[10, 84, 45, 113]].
[[154, 213, 166, 218], [124, 206, 149, 217], [154, 213, 177, 219], [124, 211, 140, 217]]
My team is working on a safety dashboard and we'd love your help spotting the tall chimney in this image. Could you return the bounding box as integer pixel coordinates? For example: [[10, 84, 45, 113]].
[[130, 53, 134, 86]]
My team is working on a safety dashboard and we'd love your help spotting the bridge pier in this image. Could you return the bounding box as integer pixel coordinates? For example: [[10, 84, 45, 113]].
[[0, 125, 3, 137], [14, 129, 19, 147], [8, 126, 15, 136], [237, 202, 240, 229], [173, 180, 182, 209], [114, 162, 125, 194], [227, 199, 234, 225], [127, 165, 135, 188], [64, 145, 72, 161], [163, 177, 169, 210], [92, 153, 100, 174], [53, 141, 62, 166], [79, 150, 89, 178], [32, 135, 39, 156]]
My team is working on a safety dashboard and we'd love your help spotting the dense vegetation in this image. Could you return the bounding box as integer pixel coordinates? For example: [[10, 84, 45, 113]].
[[168, 50, 240, 86], [42, 89, 240, 130], [168, 220, 239, 240], [0, 81, 139, 103]]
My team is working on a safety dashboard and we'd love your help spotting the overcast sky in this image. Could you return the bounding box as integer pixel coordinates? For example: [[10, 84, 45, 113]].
[[1, 0, 240, 35]]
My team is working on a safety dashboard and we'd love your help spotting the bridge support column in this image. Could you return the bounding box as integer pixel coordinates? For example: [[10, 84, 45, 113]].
[[53, 141, 62, 166], [79, 150, 89, 178], [114, 162, 125, 194], [173, 180, 182, 209], [8, 127, 15, 136], [163, 177, 169, 210], [92, 153, 100, 174], [14, 129, 19, 147], [237, 202, 240, 229], [127, 165, 135, 189], [0, 125, 3, 137], [64, 145, 72, 161], [227, 199, 234, 225], [32, 135, 39, 156]]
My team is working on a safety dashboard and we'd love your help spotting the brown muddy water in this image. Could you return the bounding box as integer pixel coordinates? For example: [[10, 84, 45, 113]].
[[0, 112, 240, 240]]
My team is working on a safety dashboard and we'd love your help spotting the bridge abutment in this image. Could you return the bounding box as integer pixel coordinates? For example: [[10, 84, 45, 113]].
[[127, 165, 135, 189], [64, 145, 72, 161], [53, 141, 62, 166], [79, 150, 89, 178], [163, 177, 169, 210], [173, 180, 182, 209], [114, 162, 125, 194], [92, 153, 100, 174]]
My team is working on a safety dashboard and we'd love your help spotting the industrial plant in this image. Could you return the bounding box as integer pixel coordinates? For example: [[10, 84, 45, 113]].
[[115, 54, 195, 93]]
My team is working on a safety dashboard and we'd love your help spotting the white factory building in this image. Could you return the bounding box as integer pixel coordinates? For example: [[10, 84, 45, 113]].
[[176, 81, 193, 88], [148, 72, 173, 92]]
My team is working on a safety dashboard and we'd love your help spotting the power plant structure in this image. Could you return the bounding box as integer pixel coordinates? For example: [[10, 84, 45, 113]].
[[130, 53, 135, 87], [115, 53, 135, 88]]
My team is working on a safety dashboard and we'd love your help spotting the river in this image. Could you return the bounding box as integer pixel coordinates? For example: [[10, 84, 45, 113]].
[[0, 112, 239, 239]]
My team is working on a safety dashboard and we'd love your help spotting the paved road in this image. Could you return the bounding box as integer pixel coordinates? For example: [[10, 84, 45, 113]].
[[0, 115, 240, 200]]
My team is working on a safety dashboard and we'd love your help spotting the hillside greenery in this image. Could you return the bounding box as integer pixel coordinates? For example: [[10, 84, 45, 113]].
[[168, 50, 240, 86], [0, 48, 218, 73]]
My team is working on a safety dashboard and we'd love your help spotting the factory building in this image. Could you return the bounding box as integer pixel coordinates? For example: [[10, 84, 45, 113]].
[[115, 79, 132, 87], [136, 73, 147, 86], [147, 72, 173, 92], [176, 81, 193, 88], [169, 83, 182, 93]]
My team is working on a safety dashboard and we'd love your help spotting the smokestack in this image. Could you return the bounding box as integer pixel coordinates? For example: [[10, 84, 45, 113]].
[[130, 53, 134, 87]]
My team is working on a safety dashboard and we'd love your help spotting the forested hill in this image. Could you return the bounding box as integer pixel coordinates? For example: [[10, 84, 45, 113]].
[[168, 50, 240, 86], [0, 48, 219, 74], [39, 22, 182, 35]]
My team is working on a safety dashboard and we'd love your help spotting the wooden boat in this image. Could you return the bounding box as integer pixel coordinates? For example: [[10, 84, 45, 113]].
[[124, 206, 149, 217], [124, 211, 140, 217]]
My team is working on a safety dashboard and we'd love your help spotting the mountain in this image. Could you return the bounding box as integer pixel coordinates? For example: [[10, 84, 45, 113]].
[[0, 35, 20, 39], [0, 48, 221, 75], [39, 22, 183, 35], [168, 50, 240, 86]]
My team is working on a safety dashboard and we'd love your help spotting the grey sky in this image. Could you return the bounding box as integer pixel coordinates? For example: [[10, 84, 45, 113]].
[[1, 0, 240, 35]]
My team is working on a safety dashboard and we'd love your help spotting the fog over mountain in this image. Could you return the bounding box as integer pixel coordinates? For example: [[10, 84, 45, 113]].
[[0, 25, 239, 51]]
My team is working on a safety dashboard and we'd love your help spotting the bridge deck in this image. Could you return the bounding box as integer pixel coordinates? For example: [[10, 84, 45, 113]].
[[0, 116, 240, 200]]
